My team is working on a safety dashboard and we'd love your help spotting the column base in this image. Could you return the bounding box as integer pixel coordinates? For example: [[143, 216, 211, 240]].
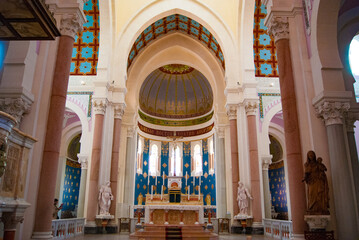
[[31, 231, 53, 239]]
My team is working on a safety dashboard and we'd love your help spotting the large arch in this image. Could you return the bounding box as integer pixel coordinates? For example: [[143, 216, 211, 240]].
[[111, 1, 239, 89], [124, 33, 227, 122]]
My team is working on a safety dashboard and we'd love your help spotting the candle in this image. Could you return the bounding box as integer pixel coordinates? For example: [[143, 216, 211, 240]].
[[147, 174, 150, 186], [186, 171, 188, 186], [162, 171, 165, 185], [155, 175, 157, 186], [199, 175, 201, 186]]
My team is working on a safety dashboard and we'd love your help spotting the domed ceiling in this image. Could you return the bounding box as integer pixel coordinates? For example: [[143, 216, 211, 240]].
[[139, 64, 213, 120]]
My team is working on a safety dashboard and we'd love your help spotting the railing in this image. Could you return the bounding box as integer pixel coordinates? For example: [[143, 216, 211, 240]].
[[263, 219, 292, 240], [52, 218, 85, 239]]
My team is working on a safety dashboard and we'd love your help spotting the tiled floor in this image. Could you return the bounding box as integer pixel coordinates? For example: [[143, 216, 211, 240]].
[[73, 233, 266, 239]]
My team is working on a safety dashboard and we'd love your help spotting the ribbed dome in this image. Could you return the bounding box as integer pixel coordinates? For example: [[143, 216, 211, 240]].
[[139, 64, 213, 119]]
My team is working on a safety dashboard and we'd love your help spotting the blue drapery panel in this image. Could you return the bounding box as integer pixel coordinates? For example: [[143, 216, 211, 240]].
[[134, 138, 149, 205], [133, 136, 216, 207], [201, 139, 216, 206], [62, 160, 81, 211], [268, 161, 288, 213]]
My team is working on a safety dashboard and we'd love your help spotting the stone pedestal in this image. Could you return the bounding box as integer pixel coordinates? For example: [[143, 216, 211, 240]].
[[304, 215, 330, 231], [85, 215, 116, 234], [232, 215, 253, 234]]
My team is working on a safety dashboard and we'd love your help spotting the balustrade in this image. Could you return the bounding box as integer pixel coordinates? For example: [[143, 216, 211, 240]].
[[263, 219, 292, 240], [52, 218, 85, 239]]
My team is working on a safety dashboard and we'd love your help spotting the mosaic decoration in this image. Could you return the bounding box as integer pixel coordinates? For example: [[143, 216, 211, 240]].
[[66, 92, 93, 118], [253, 0, 279, 77], [62, 160, 81, 211], [139, 64, 213, 119], [70, 0, 99, 75], [127, 14, 225, 71], [268, 161, 288, 213], [139, 110, 213, 127], [258, 93, 281, 119], [138, 122, 214, 138], [134, 137, 216, 207]]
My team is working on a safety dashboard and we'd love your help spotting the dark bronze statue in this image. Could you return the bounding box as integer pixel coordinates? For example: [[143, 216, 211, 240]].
[[303, 151, 330, 215]]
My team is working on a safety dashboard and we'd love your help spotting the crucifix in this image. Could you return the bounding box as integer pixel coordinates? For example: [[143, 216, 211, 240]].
[[167, 131, 183, 176]]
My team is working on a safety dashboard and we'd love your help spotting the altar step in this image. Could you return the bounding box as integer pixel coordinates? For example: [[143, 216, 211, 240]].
[[130, 224, 218, 240], [166, 227, 182, 239]]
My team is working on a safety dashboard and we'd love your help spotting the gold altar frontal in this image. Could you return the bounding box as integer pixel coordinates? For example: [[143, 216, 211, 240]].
[[145, 194, 204, 225]]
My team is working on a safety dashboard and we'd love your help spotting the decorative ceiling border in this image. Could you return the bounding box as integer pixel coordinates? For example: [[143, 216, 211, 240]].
[[127, 14, 225, 71], [138, 122, 214, 138], [138, 110, 214, 127]]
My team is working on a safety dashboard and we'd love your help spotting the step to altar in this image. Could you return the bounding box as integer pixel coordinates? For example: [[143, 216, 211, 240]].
[[130, 224, 218, 240]]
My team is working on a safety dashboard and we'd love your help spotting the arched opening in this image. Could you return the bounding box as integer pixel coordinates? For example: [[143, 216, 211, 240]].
[[349, 34, 359, 101]]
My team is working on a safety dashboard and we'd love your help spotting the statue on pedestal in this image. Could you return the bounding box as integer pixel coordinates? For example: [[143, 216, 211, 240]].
[[98, 181, 113, 215], [237, 181, 253, 216], [303, 151, 329, 215]]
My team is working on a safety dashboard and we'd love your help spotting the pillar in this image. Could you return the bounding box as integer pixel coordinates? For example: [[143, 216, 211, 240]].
[[124, 127, 136, 217], [215, 127, 227, 218], [109, 103, 125, 216], [86, 99, 107, 224], [315, 100, 359, 238], [261, 155, 272, 219], [267, 17, 306, 235], [2, 212, 25, 240], [77, 154, 88, 218], [245, 101, 263, 228], [226, 104, 239, 216], [346, 114, 359, 217], [31, 13, 84, 239]]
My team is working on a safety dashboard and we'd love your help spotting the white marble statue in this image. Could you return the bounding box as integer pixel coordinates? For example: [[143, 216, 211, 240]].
[[98, 181, 113, 215], [237, 181, 253, 216]]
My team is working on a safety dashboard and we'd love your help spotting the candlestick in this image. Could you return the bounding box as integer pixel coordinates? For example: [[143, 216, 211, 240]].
[[185, 171, 188, 186], [151, 185, 153, 200], [147, 174, 150, 186], [199, 175, 201, 186], [161, 185, 163, 200], [188, 186, 190, 200], [162, 171, 165, 185], [155, 175, 157, 186]]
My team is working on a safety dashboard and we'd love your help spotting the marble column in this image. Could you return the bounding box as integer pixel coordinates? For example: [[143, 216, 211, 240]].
[[215, 127, 227, 218], [226, 104, 239, 216], [315, 101, 358, 238], [77, 154, 88, 218], [2, 212, 24, 240], [32, 14, 83, 239], [346, 114, 359, 217], [261, 155, 272, 219], [245, 101, 262, 226], [124, 127, 135, 217], [109, 103, 125, 216], [86, 99, 107, 223], [267, 17, 306, 235]]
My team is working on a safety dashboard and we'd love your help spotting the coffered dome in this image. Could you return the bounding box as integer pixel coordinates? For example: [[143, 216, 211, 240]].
[[139, 64, 213, 119]]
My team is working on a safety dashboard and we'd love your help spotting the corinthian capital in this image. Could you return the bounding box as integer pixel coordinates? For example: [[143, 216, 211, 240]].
[[226, 104, 238, 120], [315, 101, 350, 126], [59, 14, 83, 39], [92, 99, 108, 115], [0, 98, 31, 124], [245, 101, 258, 116], [77, 154, 88, 170], [267, 16, 289, 42], [113, 103, 126, 119]]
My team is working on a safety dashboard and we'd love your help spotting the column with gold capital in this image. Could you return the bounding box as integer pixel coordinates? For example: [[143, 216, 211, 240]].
[[32, 8, 85, 240]]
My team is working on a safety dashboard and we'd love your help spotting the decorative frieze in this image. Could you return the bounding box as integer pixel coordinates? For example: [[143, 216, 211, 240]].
[[267, 17, 289, 42], [315, 101, 350, 126], [113, 103, 126, 119], [245, 101, 258, 116], [92, 99, 107, 115], [226, 104, 238, 120], [0, 98, 31, 124]]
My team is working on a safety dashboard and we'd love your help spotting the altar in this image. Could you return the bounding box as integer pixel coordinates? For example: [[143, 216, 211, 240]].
[[145, 205, 204, 225]]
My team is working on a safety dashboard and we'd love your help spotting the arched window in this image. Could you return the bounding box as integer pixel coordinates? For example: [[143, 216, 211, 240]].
[[193, 144, 202, 176], [170, 142, 182, 176], [149, 144, 159, 176], [136, 138, 143, 174], [209, 138, 214, 175]]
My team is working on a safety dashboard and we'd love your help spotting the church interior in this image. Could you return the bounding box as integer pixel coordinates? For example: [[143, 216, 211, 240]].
[[0, 0, 359, 239]]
